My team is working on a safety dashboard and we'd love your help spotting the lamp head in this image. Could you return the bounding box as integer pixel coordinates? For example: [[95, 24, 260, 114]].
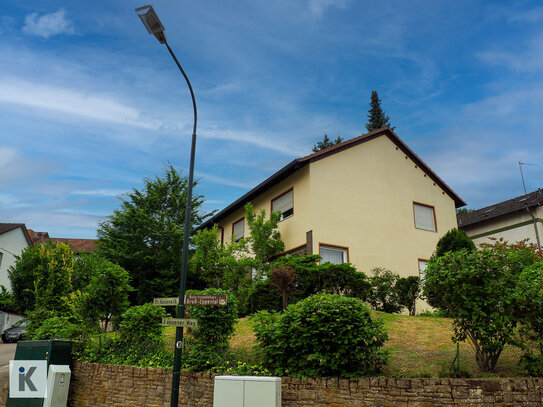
[[135, 5, 166, 44]]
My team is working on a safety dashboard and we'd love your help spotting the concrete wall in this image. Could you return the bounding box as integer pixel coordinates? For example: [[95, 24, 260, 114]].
[[14, 362, 536, 406], [0, 227, 30, 291]]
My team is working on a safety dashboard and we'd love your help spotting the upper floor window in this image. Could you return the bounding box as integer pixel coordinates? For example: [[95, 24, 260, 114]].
[[272, 189, 293, 221], [413, 202, 436, 232], [232, 218, 245, 242], [0, 252, 3, 269], [320, 244, 348, 264]]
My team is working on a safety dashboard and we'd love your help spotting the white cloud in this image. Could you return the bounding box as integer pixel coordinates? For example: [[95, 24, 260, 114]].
[[478, 35, 543, 72], [72, 189, 127, 197], [196, 171, 256, 189], [23, 9, 75, 39], [0, 79, 159, 129], [307, 0, 349, 16], [508, 7, 543, 24]]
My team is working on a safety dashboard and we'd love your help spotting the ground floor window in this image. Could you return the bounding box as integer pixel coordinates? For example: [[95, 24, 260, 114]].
[[418, 259, 428, 282], [319, 244, 348, 264]]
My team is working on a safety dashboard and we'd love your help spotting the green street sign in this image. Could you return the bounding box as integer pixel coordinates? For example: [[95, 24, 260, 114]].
[[153, 297, 179, 306], [161, 318, 198, 328]]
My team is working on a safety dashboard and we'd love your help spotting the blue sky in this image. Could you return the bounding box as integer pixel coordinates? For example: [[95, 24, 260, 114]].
[[1, 0, 543, 239]]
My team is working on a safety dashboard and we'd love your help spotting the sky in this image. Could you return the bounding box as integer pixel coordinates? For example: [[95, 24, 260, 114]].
[[1, 0, 543, 239]]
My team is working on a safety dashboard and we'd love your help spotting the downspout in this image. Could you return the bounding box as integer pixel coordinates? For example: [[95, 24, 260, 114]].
[[526, 206, 541, 251]]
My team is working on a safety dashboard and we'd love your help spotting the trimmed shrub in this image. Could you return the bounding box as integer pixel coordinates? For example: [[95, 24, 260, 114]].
[[118, 303, 166, 344], [435, 228, 475, 258], [368, 268, 402, 314], [252, 294, 388, 377], [184, 288, 238, 370], [243, 280, 282, 315]]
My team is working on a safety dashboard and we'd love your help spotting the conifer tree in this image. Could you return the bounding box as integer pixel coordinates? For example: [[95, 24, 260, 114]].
[[312, 134, 344, 153], [365, 90, 394, 132]]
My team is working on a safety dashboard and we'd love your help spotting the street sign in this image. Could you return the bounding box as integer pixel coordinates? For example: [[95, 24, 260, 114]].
[[184, 294, 227, 306], [153, 297, 179, 306], [161, 318, 198, 328]]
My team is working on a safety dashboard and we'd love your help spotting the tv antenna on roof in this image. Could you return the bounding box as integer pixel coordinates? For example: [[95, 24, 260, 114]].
[[519, 161, 537, 195]]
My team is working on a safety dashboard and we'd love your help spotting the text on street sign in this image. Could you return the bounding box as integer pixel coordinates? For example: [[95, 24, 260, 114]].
[[153, 297, 179, 306], [184, 294, 227, 306], [161, 318, 198, 328]]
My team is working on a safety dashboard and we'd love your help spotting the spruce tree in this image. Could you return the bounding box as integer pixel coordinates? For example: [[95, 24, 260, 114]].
[[312, 134, 344, 153], [365, 90, 394, 132]]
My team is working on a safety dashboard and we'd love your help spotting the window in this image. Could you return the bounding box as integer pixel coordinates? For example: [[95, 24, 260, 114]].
[[272, 189, 293, 221], [418, 259, 428, 282], [0, 252, 2, 269], [413, 202, 436, 232], [232, 218, 244, 242], [319, 244, 348, 264]]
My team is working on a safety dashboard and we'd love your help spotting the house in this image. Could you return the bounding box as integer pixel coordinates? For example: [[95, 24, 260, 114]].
[[28, 230, 98, 254], [458, 189, 542, 249], [0, 224, 33, 290], [200, 127, 465, 280]]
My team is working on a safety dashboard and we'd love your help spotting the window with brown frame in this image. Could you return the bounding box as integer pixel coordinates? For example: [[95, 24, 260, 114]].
[[319, 244, 348, 264], [232, 218, 245, 242], [413, 202, 436, 232], [272, 189, 293, 221], [418, 259, 428, 282]]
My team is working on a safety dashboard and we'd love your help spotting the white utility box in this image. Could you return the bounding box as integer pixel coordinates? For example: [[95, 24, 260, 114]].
[[43, 365, 71, 407], [213, 375, 281, 407]]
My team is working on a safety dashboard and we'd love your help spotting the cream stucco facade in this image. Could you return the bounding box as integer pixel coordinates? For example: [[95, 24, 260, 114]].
[[461, 205, 543, 248], [0, 226, 32, 291], [205, 129, 463, 281]]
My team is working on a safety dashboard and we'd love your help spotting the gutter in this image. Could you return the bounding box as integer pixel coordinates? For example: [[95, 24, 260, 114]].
[[526, 206, 542, 251]]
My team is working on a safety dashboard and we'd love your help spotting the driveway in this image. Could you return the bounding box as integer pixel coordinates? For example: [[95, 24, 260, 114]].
[[0, 343, 16, 386]]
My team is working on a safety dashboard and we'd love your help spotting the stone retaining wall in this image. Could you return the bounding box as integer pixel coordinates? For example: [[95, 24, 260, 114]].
[[2, 361, 543, 406]]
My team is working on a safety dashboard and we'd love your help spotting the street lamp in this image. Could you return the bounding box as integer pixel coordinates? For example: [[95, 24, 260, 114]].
[[135, 5, 197, 407]]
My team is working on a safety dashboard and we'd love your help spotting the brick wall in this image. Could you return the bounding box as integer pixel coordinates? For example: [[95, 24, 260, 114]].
[[2, 361, 543, 406]]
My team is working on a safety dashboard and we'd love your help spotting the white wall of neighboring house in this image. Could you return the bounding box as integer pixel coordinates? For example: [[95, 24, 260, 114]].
[[0, 227, 31, 291]]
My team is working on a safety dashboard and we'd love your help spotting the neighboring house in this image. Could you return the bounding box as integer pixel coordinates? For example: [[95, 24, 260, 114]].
[[0, 224, 32, 291], [200, 127, 465, 281], [28, 230, 98, 254], [458, 189, 543, 249]]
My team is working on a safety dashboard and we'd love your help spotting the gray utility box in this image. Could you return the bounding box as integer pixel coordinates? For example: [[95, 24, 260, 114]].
[[213, 376, 281, 407], [43, 365, 71, 407]]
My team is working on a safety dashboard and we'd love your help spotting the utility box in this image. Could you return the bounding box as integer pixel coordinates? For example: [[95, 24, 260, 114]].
[[213, 376, 281, 407], [6, 340, 73, 407], [43, 365, 71, 407]]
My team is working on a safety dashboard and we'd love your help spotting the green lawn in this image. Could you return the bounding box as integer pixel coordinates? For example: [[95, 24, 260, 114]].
[[220, 313, 525, 378]]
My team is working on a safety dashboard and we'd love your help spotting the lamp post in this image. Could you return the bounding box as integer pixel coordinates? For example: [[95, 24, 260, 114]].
[[135, 5, 197, 406]]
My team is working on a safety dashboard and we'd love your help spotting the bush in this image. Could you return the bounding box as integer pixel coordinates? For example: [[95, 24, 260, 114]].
[[395, 276, 421, 315], [184, 288, 238, 370], [273, 255, 370, 303], [117, 303, 166, 344], [424, 242, 540, 372], [0, 286, 16, 313], [243, 280, 282, 315], [435, 228, 475, 258], [368, 268, 402, 314], [252, 294, 388, 377], [515, 262, 543, 376]]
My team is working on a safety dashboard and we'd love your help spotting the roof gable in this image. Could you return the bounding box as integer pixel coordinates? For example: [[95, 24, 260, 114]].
[[458, 189, 543, 228], [200, 127, 465, 229], [0, 223, 33, 246]]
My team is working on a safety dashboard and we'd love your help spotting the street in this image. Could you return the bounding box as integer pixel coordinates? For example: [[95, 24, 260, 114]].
[[0, 343, 16, 386]]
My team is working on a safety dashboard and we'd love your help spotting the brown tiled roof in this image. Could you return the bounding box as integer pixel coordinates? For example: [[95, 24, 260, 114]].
[[34, 237, 98, 253], [458, 189, 543, 228], [0, 223, 33, 245], [199, 127, 466, 229], [0, 223, 25, 235]]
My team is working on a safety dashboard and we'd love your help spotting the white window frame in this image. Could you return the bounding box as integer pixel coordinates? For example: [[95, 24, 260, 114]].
[[413, 202, 437, 232], [271, 188, 294, 221], [319, 244, 348, 264]]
